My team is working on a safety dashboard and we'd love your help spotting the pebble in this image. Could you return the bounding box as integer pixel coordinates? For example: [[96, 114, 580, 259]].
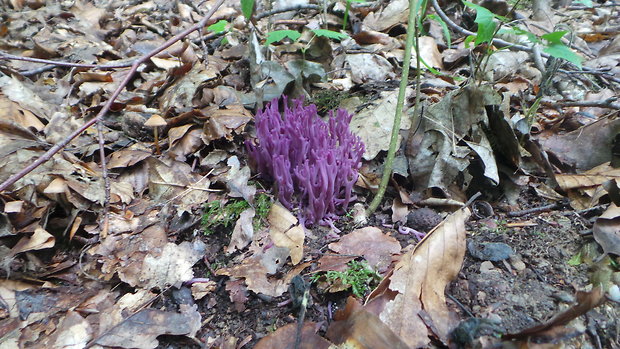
[[468, 241, 514, 261], [509, 255, 526, 271], [480, 261, 496, 273]]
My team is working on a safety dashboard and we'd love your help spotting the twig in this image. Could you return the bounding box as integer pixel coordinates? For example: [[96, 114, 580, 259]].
[[0, 0, 226, 193], [96, 113, 111, 238], [0, 51, 133, 70], [540, 97, 620, 109], [254, 4, 321, 20], [506, 202, 561, 217]]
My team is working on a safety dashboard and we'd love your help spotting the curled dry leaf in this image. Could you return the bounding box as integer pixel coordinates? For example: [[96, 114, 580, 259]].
[[366, 208, 471, 348], [592, 203, 620, 256], [226, 207, 255, 254], [268, 203, 305, 265], [254, 322, 332, 349], [327, 297, 410, 349]]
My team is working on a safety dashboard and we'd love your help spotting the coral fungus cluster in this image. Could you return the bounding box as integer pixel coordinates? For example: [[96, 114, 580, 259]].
[[246, 97, 365, 225]]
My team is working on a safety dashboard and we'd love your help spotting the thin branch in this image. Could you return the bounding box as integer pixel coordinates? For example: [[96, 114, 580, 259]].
[[0, 51, 133, 70], [254, 4, 321, 20], [540, 97, 620, 109], [0, 0, 226, 193]]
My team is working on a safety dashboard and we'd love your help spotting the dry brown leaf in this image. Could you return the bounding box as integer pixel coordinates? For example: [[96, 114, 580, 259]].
[[362, 0, 409, 32], [10, 226, 55, 255], [592, 203, 620, 256], [0, 95, 45, 131], [315, 254, 356, 273], [556, 162, 619, 209], [254, 322, 332, 349], [107, 149, 151, 168], [328, 227, 400, 272], [556, 162, 620, 190], [225, 278, 249, 312], [168, 127, 204, 161], [36, 310, 92, 349], [191, 280, 217, 300], [4, 200, 24, 213], [90, 225, 206, 289], [0, 75, 54, 121], [226, 207, 255, 254], [367, 208, 470, 348], [216, 259, 311, 297], [327, 299, 410, 349], [94, 304, 201, 349], [268, 203, 305, 265], [417, 36, 444, 69], [391, 197, 409, 224]]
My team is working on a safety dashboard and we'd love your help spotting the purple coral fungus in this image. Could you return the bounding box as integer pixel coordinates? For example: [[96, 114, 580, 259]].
[[246, 96, 364, 225]]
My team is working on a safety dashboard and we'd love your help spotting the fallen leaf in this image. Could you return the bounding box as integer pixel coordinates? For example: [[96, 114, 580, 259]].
[[10, 226, 55, 255], [592, 203, 620, 256], [225, 278, 249, 312], [329, 227, 400, 272], [226, 207, 255, 254], [367, 208, 471, 348], [268, 203, 305, 265], [327, 297, 410, 349], [254, 322, 332, 349], [94, 304, 201, 349]]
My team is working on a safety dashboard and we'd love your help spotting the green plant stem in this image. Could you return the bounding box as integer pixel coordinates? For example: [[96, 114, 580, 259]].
[[367, 0, 419, 215]]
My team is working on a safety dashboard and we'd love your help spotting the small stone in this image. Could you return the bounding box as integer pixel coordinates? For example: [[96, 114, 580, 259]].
[[480, 261, 496, 273], [486, 313, 502, 324], [552, 291, 575, 303], [509, 255, 526, 271], [468, 241, 514, 261]]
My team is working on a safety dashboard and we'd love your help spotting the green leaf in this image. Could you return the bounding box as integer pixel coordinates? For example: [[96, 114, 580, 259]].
[[462, 1, 497, 45], [207, 20, 228, 33], [464, 35, 476, 48], [543, 43, 583, 68], [542, 30, 568, 44], [567, 252, 582, 266], [241, 0, 255, 19], [265, 30, 301, 45], [311, 29, 349, 40]]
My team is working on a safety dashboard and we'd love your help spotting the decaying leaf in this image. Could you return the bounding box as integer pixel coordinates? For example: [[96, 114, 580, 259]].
[[94, 304, 201, 349], [327, 297, 410, 349], [366, 208, 471, 348], [408, 85, 502, 195], [346, 89, 413, 161], [226, 207, 255, 254], [90, 225, 206, 290], [592, 203, 620, 256], [556, 162, 620, 209], [268, 203, 305, 265], [254, 322, 332, 349], [328, 227, 400, 272]]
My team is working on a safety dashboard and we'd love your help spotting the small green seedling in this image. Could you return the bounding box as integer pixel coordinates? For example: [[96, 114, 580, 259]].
[[202, 193, 271, 235], [311, 260, 381, 298]]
